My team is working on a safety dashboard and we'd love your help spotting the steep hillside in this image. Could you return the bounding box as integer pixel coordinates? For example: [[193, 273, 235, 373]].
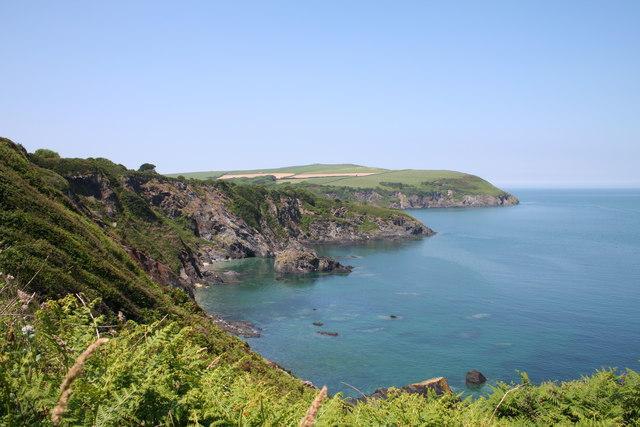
[[169, 164, 519, 208]]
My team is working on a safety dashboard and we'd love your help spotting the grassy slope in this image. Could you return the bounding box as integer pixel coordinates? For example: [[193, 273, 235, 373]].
[[0, 138, 192, 322], [282, 169, 504, 195]]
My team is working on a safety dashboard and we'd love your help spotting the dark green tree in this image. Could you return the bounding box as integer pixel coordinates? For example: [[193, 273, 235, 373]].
[[138, 163, 156, 172]]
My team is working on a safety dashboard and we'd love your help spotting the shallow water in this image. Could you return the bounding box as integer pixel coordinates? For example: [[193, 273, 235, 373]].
[[195, 189, 640, 397]]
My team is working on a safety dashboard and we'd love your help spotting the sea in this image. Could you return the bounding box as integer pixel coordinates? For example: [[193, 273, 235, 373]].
[[195, 189, 640, 397]]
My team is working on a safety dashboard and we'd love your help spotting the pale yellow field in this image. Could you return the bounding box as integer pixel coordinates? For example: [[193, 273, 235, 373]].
[[218, 173, 295, 179], [219, 172, 380, 180]]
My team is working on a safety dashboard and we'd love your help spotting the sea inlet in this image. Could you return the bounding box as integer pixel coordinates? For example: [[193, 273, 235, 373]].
[[196, 189, 640, 397]]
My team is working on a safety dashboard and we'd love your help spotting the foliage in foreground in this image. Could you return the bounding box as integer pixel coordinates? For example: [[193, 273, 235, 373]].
[[2, 274, 639, 426]]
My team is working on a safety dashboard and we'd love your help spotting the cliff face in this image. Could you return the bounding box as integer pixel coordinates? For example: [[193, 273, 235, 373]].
[[330, 189, 519, 209], [389, 191, 519, 209]]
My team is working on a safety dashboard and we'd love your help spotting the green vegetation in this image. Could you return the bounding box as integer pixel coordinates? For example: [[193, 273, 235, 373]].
[[0, 138, 185, 321], [2, 274, 639, 425], [33, 148, 61, 159], [2, 138, 636, 425], [137, 163, 157, 172]]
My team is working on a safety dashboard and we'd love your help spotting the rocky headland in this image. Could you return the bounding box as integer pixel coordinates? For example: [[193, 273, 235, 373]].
[[327, 189, 519, 209]]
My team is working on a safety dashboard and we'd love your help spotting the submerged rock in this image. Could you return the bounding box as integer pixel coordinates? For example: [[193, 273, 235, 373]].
[[465, 370, 487, 385], [274, 248, 353, 274], [317, 331, 339, 336]]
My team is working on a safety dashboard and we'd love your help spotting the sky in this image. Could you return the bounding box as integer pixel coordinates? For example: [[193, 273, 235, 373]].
[[1, 1, 639, 187]]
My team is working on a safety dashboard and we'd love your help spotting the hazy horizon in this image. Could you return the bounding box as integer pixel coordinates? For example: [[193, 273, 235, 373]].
[[2, 1, 639, 187]]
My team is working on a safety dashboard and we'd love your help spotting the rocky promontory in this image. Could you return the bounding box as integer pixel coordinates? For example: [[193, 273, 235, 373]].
[[274, 247, 353, 274]]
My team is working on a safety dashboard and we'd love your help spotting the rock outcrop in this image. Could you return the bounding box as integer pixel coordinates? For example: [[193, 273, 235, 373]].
[[466, 370, 487, 385], [274, 247, 353, 274], [357, 377, 452, 402]]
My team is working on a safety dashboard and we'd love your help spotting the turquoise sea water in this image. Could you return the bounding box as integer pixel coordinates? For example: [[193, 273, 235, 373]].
[[195, 189, 640, 397]]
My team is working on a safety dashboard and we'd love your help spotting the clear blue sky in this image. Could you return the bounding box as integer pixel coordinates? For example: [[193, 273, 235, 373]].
[[2, 1, 639, 187]]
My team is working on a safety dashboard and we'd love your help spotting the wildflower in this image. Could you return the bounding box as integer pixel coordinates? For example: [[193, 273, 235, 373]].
[[21, 325, 35, 337]]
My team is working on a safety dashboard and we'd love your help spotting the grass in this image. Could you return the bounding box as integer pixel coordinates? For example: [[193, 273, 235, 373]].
[[280, 169, 505, 195]]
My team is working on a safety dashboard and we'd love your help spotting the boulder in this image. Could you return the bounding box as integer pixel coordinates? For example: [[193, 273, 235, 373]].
[[465, 370, 487, 385], [357, 377, 452, 402], [274, 248, 353, 274]]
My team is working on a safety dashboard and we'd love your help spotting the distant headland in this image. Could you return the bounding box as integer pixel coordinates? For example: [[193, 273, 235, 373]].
[[167, 164, 519, 209]]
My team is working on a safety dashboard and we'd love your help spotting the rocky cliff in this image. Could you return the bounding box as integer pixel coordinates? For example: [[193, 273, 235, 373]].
[[50, 166, 432, 295]]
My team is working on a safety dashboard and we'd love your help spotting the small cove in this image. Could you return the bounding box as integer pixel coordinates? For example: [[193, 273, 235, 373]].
[[195, 189, 640, 397]]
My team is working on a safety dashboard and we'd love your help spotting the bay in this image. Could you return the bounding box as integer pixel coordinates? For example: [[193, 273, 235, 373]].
[[195, 189, 640, 396]]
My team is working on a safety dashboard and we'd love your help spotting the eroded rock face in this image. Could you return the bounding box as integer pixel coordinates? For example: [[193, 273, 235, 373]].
[[124, 245, 224, 297], [328, 190, 519, 209], [274, 248, 353, 274], [389, 191, 519, 209], [66, 173, 121, 218]]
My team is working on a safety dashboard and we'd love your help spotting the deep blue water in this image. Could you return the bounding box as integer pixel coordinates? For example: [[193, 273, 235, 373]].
[[195, 189, 640, 397]]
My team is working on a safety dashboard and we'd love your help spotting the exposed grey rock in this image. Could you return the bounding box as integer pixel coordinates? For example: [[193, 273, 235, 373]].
[[327, 189, 519, 209]]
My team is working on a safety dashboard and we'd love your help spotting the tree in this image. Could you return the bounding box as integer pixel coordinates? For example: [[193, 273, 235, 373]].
[[138, 163, 156, 172], [33, 148, 60, 159]]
